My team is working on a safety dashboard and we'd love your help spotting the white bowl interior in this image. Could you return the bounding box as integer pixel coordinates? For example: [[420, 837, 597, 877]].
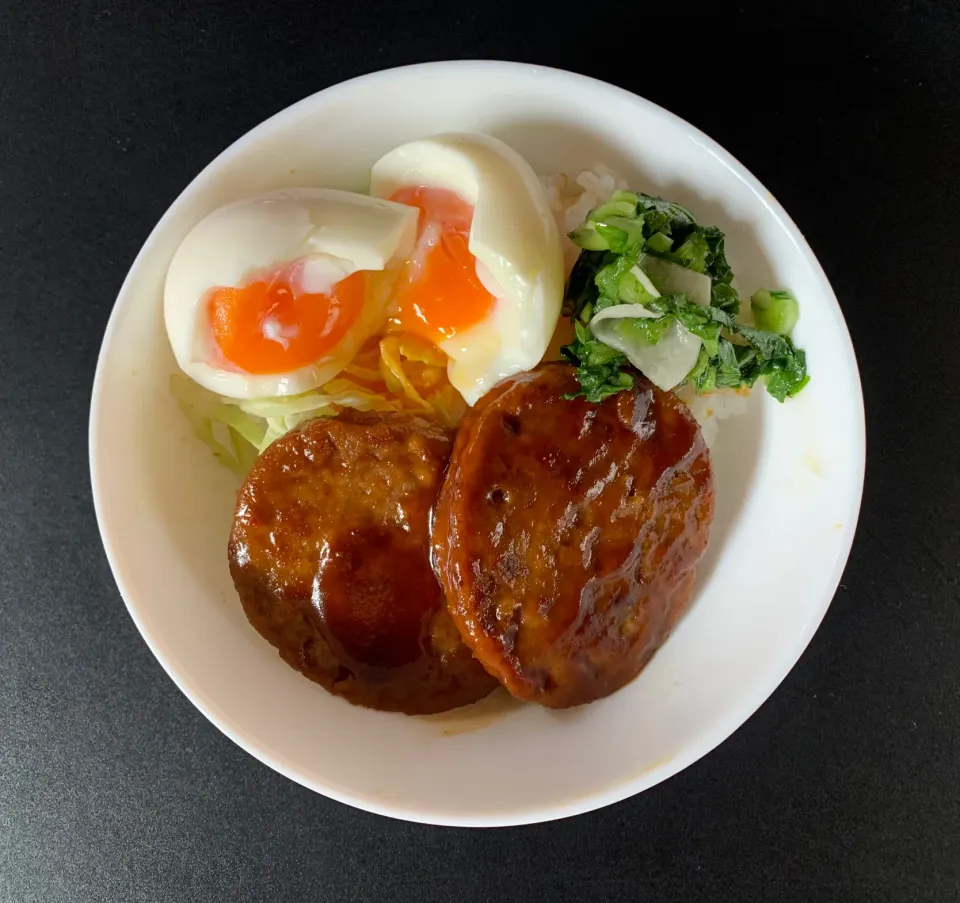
[[91, 62, 864, 826]]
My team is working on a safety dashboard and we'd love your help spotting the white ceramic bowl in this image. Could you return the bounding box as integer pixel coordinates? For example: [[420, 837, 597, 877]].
[[90, 61, 865, 827]]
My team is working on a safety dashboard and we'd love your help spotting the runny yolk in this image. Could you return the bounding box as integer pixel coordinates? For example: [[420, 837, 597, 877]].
[[388, 186, 495, 343], [206, 264, 366, 374]]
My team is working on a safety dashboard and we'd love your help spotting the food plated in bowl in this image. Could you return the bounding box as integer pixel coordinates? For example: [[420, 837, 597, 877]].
[[166, 130, 807, 715], [90, 62, 864, 826]]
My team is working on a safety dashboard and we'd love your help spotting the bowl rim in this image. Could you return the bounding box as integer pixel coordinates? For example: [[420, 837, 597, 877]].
[[89, 59, 866, 827]]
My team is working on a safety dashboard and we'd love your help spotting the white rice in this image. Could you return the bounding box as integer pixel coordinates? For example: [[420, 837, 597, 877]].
[[539, 164, 629, 272], [675, 384, 750, 450], [539, 165, 750, 449]]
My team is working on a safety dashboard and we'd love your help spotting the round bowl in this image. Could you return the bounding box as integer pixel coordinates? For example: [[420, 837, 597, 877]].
[[90, 61, 865, 827]]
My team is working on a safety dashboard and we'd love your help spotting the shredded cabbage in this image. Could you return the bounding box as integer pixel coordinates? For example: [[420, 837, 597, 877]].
[[172, 333, 466, 477]]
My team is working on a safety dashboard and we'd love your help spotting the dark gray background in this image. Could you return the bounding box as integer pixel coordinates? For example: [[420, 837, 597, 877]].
[[2, 1, 959, 900]]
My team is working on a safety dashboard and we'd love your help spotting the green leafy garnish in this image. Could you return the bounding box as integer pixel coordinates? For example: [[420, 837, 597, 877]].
[[563, 191, 740, 317], [559, 190, 809, 403], [560, 322, 634, 403]]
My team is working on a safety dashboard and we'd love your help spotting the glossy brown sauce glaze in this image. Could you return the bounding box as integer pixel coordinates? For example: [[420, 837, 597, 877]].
[[229, 410, 497, 714], [432, 362, 715, 708]]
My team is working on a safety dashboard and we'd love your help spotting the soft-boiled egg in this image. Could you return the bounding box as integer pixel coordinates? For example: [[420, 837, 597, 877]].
[[370, 134, 564, 405], [164, 188, 418, 399]]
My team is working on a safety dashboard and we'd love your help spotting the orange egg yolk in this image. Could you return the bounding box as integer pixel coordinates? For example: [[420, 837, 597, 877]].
[[388, 186, 495, 343], [206, 263, 366, 374]]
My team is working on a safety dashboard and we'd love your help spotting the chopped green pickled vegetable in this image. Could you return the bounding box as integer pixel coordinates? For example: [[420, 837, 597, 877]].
[[751, 289, 800, 335], [560, 188, 810, 403]]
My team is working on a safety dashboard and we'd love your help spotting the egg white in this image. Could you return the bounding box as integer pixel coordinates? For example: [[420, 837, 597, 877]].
[[370, 134, 564, 405], [164, 188, 418, 399]]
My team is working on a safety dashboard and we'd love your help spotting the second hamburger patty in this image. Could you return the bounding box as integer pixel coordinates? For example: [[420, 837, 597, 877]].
[[432, 362, 715, 708]]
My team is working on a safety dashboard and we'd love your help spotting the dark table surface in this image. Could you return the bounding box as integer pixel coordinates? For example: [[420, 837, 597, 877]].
[[3, 1, 959, 900]]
